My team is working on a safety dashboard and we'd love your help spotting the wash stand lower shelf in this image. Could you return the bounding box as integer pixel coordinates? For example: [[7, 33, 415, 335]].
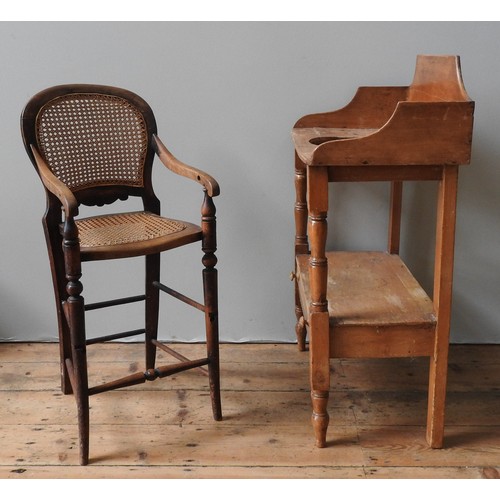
[[296, 252, 436, 359]]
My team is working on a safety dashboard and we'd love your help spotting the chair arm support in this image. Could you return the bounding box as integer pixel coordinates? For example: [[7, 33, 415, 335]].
[[30, 145, 79, 218], [152, 134, 220, 197]]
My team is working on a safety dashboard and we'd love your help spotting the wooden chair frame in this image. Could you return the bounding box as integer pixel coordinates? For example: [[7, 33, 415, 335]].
[[21, 84, 222, 465]]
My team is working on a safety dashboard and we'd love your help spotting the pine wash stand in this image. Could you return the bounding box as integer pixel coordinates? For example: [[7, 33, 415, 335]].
[[291, 55, 474, 449]]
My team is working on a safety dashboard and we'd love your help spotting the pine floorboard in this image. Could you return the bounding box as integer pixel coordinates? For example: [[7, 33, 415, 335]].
[[0, 342, 499, 479]]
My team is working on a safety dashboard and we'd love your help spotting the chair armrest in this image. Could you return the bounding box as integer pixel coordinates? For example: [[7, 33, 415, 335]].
[[30, 145, 79, 218], [152, 134, 220, 197]]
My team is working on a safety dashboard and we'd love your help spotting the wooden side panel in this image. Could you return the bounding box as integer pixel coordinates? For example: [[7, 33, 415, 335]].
[[330, 325, 435, 359], [312, 102, 474, 167], [408, 55, 470, 102], [293, 86, 408, 129]]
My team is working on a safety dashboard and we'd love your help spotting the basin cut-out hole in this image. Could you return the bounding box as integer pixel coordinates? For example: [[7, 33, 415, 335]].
[[309, 136, 349, 145]]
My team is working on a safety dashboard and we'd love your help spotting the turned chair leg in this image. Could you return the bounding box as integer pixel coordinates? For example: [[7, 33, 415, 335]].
[[202, 190, 222, 421], [203, 266, 222, 421], [65, 289, 89, 465], [145, 253, 161, 370], [56, 293, 74, 395], [73, 354, 90, 466], [63, 219, 90, 465], [66, 288, 90, 466], [44, 215, 74, 395]]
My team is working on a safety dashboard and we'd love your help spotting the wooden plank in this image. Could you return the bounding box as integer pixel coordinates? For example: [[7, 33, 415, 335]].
[[349, 391, 500, 426], [2, 423, 497, 469], [365, 466, 493, 479], [0, 424, 366, 467], [358, 425, 500, 467], [448, 344, 500, 364], [338, 344, 500, 365], [1, 343, 499, 478], [4, 342, 497, 365], [4, 387, 497, 431], [0, 342, 310, 364], [2, 464, 495, 479], [4, 465, 495, 480], [297, 251, 436, 328], [0, 390, 356, 427], [330, 325, 434, 358], [3, 354, 499, 393], [0, 360, 313, 393], [0, 465, 367, 479], [327, 165, 443, 182], [335, 357, 500, 392]]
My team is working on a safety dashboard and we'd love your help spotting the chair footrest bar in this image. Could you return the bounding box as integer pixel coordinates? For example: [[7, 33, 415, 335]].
[[88, 371, 147, 396], [153, 281, 205, 312], [86, 328, 146, 345], [85, 294, 146, 311], [88, 358, 209, 396], [152, 339, 209, 375], [146, 358, 209, 380]]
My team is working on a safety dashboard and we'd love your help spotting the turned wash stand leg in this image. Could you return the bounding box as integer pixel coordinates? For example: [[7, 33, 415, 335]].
[[307, 166, 330, 447], [294, 154, 309, 351]]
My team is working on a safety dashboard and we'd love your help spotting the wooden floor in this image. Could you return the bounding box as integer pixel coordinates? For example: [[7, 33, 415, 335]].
[[0, 342, 499, 479]]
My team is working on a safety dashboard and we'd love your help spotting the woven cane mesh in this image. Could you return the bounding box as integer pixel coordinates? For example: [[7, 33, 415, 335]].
[[36, 93, 148, 190], [76, 212, 186, 248]]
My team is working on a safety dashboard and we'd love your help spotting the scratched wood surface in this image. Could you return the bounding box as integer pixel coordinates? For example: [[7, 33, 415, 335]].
[[296, 252, 436, 328], [0, 342, 499, 479]]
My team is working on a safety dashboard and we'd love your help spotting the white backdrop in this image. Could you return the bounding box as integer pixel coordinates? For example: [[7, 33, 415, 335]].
[[1, 22, 499, 343]]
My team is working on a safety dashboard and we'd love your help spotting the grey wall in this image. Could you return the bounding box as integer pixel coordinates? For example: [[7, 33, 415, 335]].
[[1, 22, 499, 344]]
